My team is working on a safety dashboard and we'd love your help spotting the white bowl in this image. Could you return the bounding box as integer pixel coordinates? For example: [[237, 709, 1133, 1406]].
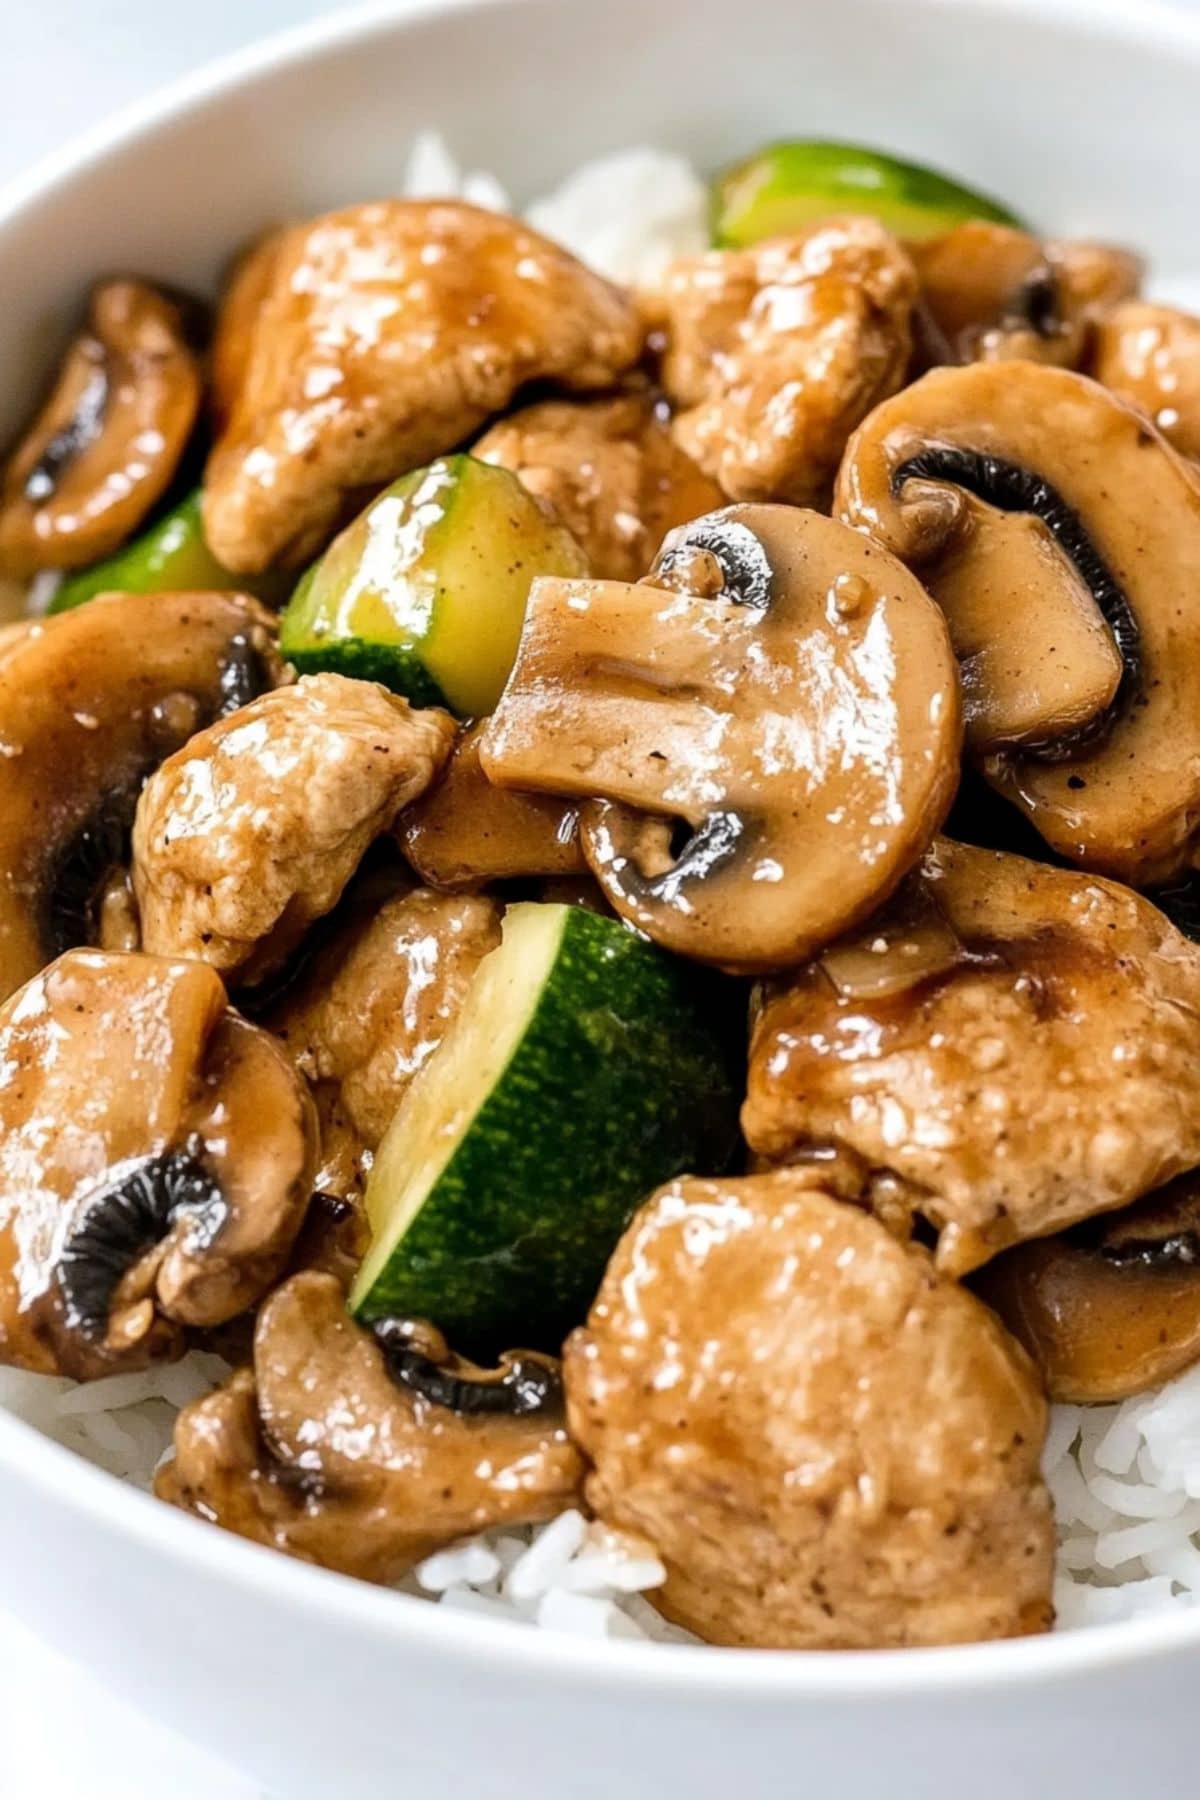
[[2, 1, 1200, 1794]]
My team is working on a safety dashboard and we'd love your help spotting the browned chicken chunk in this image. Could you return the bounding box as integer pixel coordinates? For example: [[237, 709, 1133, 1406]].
[[204, 201, 643, 572], [474, 392, 725, 581], [649, 216, 916, 505], [159, 1270, 584, 1582], [564, 1169, 1054, 1650], [270, 885, 500, 1150], [132, 673, 455, 981], [1091, 299, 1200, 460], [744, 840, 1200, 1274], [0, 950, 316, 1379]]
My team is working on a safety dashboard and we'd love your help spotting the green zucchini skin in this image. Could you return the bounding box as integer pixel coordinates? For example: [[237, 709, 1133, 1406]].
[[49, 489, 286, 613], [278, 455, 586, 717], [712, 140, 1025, 248], [352, 906, 744, 1353], [283, 632, 449, 710]]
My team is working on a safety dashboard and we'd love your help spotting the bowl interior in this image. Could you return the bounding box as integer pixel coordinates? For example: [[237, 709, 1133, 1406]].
[[1, 0, 1200, 1714], [1, 0, 1198, 449]]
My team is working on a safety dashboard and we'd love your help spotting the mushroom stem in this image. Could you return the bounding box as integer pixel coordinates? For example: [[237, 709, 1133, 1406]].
[[894, 445, 1141, 757]]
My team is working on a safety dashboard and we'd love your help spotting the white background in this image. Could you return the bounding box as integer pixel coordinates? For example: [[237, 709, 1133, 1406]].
[[0, 0, 1196, 1794]]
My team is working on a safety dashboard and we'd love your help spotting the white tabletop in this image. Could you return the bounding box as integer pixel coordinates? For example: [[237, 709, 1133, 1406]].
[[2, 1, 1198, 1795]]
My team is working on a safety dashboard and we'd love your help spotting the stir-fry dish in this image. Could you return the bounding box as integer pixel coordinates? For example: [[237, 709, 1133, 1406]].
[[7, 134, 1200, 1652]]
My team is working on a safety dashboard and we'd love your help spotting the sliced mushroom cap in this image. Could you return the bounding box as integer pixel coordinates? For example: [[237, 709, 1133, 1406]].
[[0, 950, 316, 1379], [1091, 299, 1200, 462], [564, 1169, 1053, 1649], [649, 216, 917, 506], [473, 391, 726, 582], [480, 504, 960, 970], [203, 201, 643, 573], [132, 672, 455, 982], [0, 280, 202, 577], [744, 839, 1200, 1274], [976, 1172, 1200, 1403], [911, 224, 1141, 368], [0, 589, 280, 1004], [835, 361, 1200, 884], [157, 1270, 583, 1583], [399, 722, 585, 892]]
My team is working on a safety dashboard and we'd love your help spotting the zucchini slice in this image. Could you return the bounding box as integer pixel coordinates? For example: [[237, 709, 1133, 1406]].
[[279, 456, 588, 716], [712, 141, 1025, 248], [350, 902, 742, 1349], [49, 490, 285, 613]]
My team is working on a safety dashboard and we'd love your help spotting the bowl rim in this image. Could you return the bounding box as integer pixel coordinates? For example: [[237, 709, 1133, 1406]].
[[4, 0, 1200, 1696]]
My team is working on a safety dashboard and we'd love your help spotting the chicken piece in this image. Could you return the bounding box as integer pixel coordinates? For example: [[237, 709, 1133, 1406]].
[[1091, 300, 1200, 461], [133, 674, 454, 981], [204, 201, 644, 573], [210, 229, 286, 432], [649, 216, 917, 505], [158, 1271, 584, 1582], [564, 1169, 1053, 1650], [473, 392, 725, 581], [743, 840, 1200, 1275], [270, 886, 501, 1148]]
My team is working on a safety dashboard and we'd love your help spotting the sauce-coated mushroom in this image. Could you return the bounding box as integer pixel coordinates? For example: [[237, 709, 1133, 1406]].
[[0, 280, 201, 576], [0, 950, 316, 1378], [0, 590, 280, 1003], [481, 504, 960, 969], [911, 222, 1140, 368], [158, 1270, 583, 1582], [836, 360, 1200, 884], [400, 722, 586, 892], [976, 1172, 1200, 1402]]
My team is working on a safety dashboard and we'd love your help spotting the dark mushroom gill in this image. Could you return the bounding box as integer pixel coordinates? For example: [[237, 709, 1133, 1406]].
[[59, 1148, 226, 1338], [372, 1318, 563, 1416]]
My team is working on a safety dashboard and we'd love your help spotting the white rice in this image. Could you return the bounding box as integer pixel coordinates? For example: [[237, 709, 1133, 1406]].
[[5, 133, 1200, 1645]]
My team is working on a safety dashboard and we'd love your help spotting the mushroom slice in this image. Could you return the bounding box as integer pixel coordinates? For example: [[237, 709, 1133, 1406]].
[[648, 216, 917, 505], [157, 1271, 583, 1583], [744, 839, 1200, 1275], [132, 672, 455, 983], [399, 723, 585, 892], [0, 589, 280, 1003], [480, 504, 960, 970], [269, 883, 501, 1151], [473, 392, 725, 582], [1092, 299, 1200, 462], [911, 223, 1141, 367], [0, 280, 202, 577], [976, 1172, 1200, 1404], [564, 1169, 1053, 1650], [835, 361, 1200, 884], [0, 950, 316, 1379], [203, 201, 643, 573]]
